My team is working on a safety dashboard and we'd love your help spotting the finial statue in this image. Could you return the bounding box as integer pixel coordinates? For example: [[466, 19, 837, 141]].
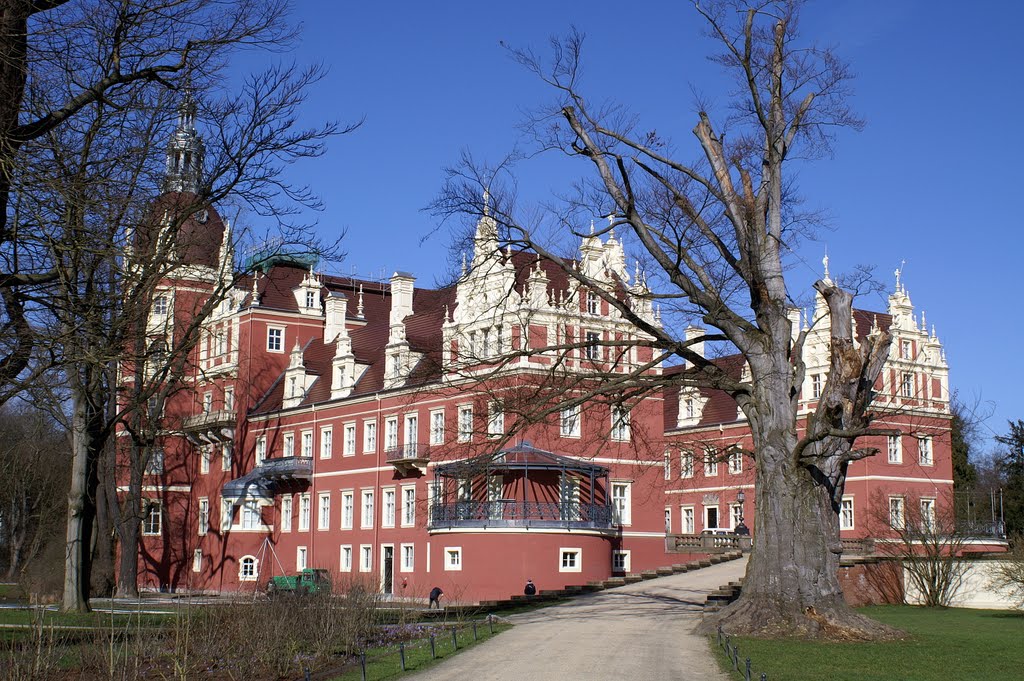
[[482, 187, 491, 217], [357, 284, 364, 317], [461, 251, 467, 275], [895, 259, 906, 292], [822, 252, 830, 281]]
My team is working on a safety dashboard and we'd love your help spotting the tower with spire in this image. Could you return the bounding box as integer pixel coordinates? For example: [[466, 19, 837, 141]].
[[164, 88, 205, 194]]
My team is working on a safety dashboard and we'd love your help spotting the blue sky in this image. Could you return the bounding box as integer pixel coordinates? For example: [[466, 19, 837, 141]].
[[248, 1, 1023, 453]]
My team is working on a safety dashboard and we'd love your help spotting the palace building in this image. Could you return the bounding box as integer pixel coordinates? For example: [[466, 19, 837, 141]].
[[129, 104, 959, 604]]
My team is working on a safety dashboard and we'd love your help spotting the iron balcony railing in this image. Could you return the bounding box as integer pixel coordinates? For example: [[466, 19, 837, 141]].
[[384, 442, 432, 463], [429, 500, 614, 531]]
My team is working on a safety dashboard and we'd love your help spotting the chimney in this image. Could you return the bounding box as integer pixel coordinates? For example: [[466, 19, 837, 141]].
[[684, 326, 705, 366], [390, 272, 415, 325], [324, 291, 348, 343]]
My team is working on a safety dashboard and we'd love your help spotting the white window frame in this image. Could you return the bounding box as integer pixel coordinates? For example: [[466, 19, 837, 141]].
[[296, 546, 307, 571], [680, 451, 694, 479], [221, 499, 233, 532], [730, 503, 743, 530], [267, 326, 284, 352], [320, 426, 333, 459], [224, 387, 234, 411], [382, 487, 396, 528], [318, 492, 331, 530], [402, 486, 416, 527], [401, 543, 415, 572], [611, 482, 631, 525], [457, 405, 473, 442], [198, 498, 209, 536], [560, 404, 581, 438], [152, 294, 169, 316], [430, 409, 445, 445], [610, 405, 631, 441], [918, 436, 933, 466], [192, 549, 203, 573], [612, 550, 630, 573], [361, 489, 374, 529], [340, 545, 353, 572], [142, 500, 162, 536], [298, 493, 311, 532], [487, 402, 504, 437], [704, 504, 720, 530], [663, 450, 671, 480], [921, 497, 936, 532], [902, 372, 914, 398], [360, 544, 372, 572], [202, 391, 213, 414], [887, 435, 902, 464], [811, 373, 822, 399], [840, 496, 855, 531], [889, 496, 906, 530], [681, 505, 695, 534], [343, 422, 356, 456], [255, 436, 266, 465], [200, 445, 210, 474], [728, 450, 743, 475], [239, 555, 258, 581], [444, 546, 462, 571], [281, 496, 293, 532], [385, 417, 399, 451], [240, 501, 261, 530], [559, 547, 582, 573], [584, 330, 601, 360], [363, 420, 377, 453], [587, 291, 600, 315], [221, 443, 232, 472], [341, 490, 354, 530], [301, 430, 313, 458], [404, 414, 419, 456], [704, 449, 718, 477], [283, 432, 294, 458]]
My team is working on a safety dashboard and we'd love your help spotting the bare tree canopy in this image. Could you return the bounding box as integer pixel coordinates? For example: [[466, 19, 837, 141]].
[[435, 0, 901, 639]]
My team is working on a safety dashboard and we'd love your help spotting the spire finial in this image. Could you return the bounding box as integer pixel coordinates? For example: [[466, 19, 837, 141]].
[[164, 87, 204, 193], [461, 250, 467, 275], [590, 219, 595, 234], [357, 284, 364, 317], [482, 187, 491, 216]]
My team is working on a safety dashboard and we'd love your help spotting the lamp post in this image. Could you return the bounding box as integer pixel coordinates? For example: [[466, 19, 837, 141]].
[[734, 488, 749, 536]]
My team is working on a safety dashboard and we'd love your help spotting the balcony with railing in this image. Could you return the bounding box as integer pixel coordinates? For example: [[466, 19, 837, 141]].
[[222, 456, 312, 499], [429, 499, 613, 531], [385, 442, 431, 475], [182, 410, 235, 444]]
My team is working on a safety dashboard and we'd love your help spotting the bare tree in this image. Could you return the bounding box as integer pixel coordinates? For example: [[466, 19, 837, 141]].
[[3, 1, 353, 610], [434, 1, 899, 638]]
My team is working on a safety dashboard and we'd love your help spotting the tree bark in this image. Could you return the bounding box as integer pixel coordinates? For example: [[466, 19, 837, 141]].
[[62, 391, 92, 612]]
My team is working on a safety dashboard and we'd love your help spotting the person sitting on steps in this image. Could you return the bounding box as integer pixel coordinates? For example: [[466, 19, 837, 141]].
[[524, 579, 536, 596]]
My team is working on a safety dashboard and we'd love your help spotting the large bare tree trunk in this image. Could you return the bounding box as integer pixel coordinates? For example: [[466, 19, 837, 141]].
[[62, 392, 92, 612]]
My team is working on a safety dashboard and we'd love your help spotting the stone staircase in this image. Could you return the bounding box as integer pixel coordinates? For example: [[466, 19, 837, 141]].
[[477, 551, 744, 611], [703, 579, 743, 612]]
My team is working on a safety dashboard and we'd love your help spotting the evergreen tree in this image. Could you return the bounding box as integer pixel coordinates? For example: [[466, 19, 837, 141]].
[[995, 420, 1024, 537]]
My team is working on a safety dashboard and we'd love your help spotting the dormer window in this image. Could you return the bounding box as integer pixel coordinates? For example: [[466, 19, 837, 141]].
[[152, 295, 169, 316], [587, 291, 600, 315], [306, 290, 316, 308], [684, 398, 695, 420], [900, 339, 912, 359]]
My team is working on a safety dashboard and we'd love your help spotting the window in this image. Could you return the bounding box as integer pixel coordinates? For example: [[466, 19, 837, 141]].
[[487, 402, 504, 437], [203, 392, 213, 414], [341, 491, 354, 529], [281, 496, 292, 532], [240, 501, 261, 530], [587, 291, 600, 315], [663, 451, 671, 480], [402, 487, 416, 527], [889, 496, 906, 530], [239, 555, 258, 581], [340, 545, 352, 572], [152, 294, 169, 316], [704, 449, 718, 477], [560, 548, 582, 572], [193, 549, 203, 573], [900, 339, 912, 359], [198, 498, 209, 536], [142, 501, 161, 535], [840, 497, 855, 531], [283, 433, 294, 457], [887, 435, 902, 464], [560, 405, 581, 438], [612, 550, 630, 572], [255, 436, 266, 465], [444, 547, 462, 571], [296, 547, 307, 571], [811, 373, 822, 400], [920, 498, 936, 532], [306, 290, 316, 308], [430, 410, 445, 445], [611, 482, 631, 525], [665, 507, 672, 533], [919, 436, 933, 465], [267, 326, 284, 352], [730, 504, 743, 530], [610, 405, 630, 441], [343, 423, 356, 456], [684, 397, 696, 420], [301, 430, 313, 457], [401, 544, 414, 572], [404, 414, 419, 455], [200, 445, 210, 474], [383, 488, 396, 528], [681, 506, 695, 534], [146, 447, 164, 474], [318, 492, 331, 530], [901, 372, 914, 398], [221, 443, 232, 472], [363, 420, 377, 453], [584, 331, 600, 360], [221, 499, 232, 531], [360, 545, 372, 572], [215, 331, 226, 356], [728, 450, 742, 475], [321, 427, 333, 459], [385, 417, 399, 451], [705, 505, 719, 530], [224, 388, 234, 411], [361, 490, 374, 529], [457, 405, 473, 442], [680, 451, 694, 479], [298, 493, 311, 531]]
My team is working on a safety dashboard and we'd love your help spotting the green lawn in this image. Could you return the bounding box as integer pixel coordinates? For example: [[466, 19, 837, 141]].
[[714, 606, 1024, 681]]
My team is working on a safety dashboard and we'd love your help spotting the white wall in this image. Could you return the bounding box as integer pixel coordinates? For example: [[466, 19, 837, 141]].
[[904, 560, 1021, 610]]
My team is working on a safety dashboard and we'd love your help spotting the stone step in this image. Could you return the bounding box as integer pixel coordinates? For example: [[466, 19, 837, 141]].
[[623, 574, 643, 584]]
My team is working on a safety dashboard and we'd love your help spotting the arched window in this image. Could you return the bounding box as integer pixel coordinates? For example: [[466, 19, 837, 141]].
[[239, 555, 258, 581]]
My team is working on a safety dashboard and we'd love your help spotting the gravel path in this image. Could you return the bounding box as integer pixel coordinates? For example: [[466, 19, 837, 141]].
[[410, 556, 748, 681]]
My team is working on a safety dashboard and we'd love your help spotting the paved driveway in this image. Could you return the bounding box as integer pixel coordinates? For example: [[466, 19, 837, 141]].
[[410, 557, 748, 681]]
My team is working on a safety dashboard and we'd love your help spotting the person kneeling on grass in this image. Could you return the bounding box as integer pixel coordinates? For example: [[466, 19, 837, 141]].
[[429, 586, 444, 609]]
